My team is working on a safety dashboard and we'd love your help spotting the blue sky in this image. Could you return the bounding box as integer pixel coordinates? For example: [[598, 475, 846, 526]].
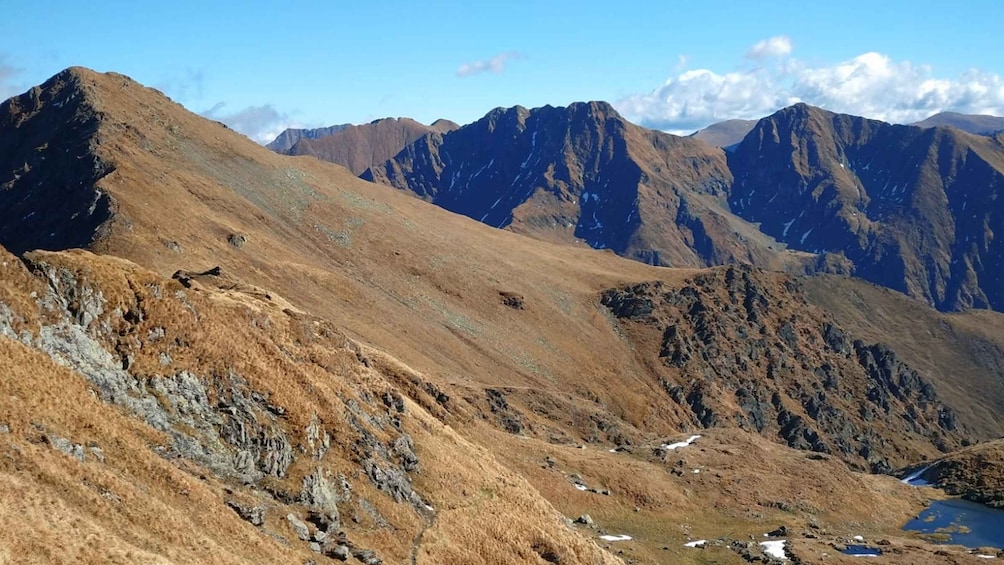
[[2, 1, 1003, 142]]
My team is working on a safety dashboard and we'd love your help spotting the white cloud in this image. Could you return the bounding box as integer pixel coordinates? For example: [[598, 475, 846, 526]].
[[456, 51, 523, 78], [201, 102, 301, 145], [617, 37, 1004, 132], [155, 68, 206, 103], [745, 35, 793, 60], [0, 55, 24, 100]]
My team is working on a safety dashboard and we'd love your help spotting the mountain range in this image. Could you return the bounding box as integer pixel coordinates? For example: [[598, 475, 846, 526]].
[[274, 101, 1004, 314], [1, 67, 1004, 563]]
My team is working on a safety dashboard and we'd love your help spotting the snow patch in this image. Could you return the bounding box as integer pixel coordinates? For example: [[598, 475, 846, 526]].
[[900, 465, 933, 487], [760, 540, 788, 560], [600, 534, 632, 542], [684, 540, 706, 548], [782, 211, 804, 238], [472, 158, 494, 180], [662, 435, 701, 450], [800, 228, 813, 244]]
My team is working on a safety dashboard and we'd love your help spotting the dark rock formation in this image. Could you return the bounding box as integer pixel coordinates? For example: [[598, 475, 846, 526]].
[[600, 265, 966, 470]]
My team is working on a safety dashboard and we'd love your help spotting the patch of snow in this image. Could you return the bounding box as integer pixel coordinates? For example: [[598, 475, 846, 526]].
[[800, 229, 813, 244], [520, 151, 534, 171], [901, 465, 932, 486], [471, 158, 494, 180], [976, 554, 996, 559], [684, 540, 706, 548], [853, 535, 865, 541], [600, 534, 632, 542], [608, 449, 617, 453], [782, 211, 804, 238], [662, 435, 701, 450], [760, 540, 788, 560], [480, 194, 507, 222], [692, 469, 700, 474], [574, 484, 588, 491]]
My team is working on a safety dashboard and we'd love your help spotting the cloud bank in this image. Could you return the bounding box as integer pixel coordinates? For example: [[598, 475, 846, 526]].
[[201, 102, 300, 145], [617, 36, 1004, 132], [0, 56, 24, 100], [745, 35, 793, 60], [457, 51, 522, 77]]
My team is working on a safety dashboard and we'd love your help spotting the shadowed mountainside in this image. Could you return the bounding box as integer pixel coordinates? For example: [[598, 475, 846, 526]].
[[363, 102, 804, 271], [729, 103, 1004, 311]]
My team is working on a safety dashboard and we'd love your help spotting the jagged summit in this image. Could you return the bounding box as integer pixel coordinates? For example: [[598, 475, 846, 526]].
[[729, 103, 1004, 310], [0, 67, 116, 254], [363, 100, 797, 270]]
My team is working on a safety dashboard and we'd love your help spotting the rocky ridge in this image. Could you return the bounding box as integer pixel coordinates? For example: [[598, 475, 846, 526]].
[[729, 103, 1004, 311], [600, 265, 965, 472], [363, 102, 797, 270]]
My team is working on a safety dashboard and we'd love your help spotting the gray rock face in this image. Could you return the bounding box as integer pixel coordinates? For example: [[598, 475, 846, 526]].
[[601, 265, 965, 470], [47, 435, 86, 461], [286, 513, 311, 541], [326, 544, 350, 561], [306, 417, 330, 460], [300, 467, 342, 531], [362, 458, 422, 507], [1, 261, 294, 483], [226, 500, 265, 526]]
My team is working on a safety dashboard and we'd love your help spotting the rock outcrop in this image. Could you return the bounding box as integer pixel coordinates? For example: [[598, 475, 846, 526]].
[[601, 265, 965, 471]]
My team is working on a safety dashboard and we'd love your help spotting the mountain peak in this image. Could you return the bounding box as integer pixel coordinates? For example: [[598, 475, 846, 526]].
[[912, 111, 1004, 135]]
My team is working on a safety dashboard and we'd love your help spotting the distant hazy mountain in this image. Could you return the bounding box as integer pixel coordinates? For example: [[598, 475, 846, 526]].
[[287, 117, 458, 175], [364, 102, 797, 270], [688, 118, 757, 150], [730, 103, 1004, 311], [912, 111, 1004, 135], [265, 123, 351, 152]]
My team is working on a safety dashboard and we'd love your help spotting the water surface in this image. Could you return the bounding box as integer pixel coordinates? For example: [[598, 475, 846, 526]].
[[903, 498, 1004, 549]]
